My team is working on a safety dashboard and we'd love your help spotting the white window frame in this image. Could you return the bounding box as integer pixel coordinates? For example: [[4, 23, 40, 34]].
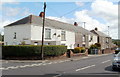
[[61, 31, 66, 41], [45, 28, 51, 39]]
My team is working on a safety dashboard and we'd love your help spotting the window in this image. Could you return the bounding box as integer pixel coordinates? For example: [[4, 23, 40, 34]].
[[61, 44, 66, 46], [82, 35, 86, 42], [106, 38, 109, 43], [77, 44, 80, 47], [13, 32, 16, 39], [45, 28, 51, 39], [61, 31, 66, 41], [89, 35, 93, 42]]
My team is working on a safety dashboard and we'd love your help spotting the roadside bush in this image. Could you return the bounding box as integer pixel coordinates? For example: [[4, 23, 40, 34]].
[[2, 45, 67, 58], [80, 47, 85, 53], [73, 47, 86, 53], [95, 43, 101, 49], [89, 44, 98, 49], [74, 47, 81, 53], [89, 44, 101, 54]]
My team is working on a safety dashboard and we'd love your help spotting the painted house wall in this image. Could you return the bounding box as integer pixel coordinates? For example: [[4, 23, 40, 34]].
[[64, 31, 75, 49], [4, 24, 75, 49], [4, 24, 31, 45], [88, 35, 97, 47], [31, 24, 42, 41], [75, 33, 82, 47], [75, 33, 95, 48], [31, 24, 75, 49]]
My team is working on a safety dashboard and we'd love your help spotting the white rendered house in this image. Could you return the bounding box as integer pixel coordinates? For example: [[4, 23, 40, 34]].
[[4, 15, 97, 49]]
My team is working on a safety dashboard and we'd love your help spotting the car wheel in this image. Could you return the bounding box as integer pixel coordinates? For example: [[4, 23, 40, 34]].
[[112, 66, 116, 71]]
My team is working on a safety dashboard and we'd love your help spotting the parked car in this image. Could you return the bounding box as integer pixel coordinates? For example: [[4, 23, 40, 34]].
[[112, 52, 120, 70], [114, 47, 120, 54]]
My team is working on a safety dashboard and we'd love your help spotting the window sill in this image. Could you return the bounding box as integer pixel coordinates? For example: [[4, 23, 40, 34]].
[[45, 38, 51, 40], [61, 40, 66, 41]]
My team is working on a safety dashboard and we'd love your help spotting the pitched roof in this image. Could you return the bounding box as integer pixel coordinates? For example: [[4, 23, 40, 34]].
[[5, 16, 31, 26], [90, 30, 110, 37], [5, 15, 95, 35]]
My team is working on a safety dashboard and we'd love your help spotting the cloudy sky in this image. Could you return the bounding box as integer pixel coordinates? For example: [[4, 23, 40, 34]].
[[0, 0, 119, 39]]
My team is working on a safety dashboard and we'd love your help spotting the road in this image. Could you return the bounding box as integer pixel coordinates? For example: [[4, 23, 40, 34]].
[[1, 54, 120, 77]]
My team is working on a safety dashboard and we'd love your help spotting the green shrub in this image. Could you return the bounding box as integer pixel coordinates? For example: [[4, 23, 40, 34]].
[[90, 44, 98, 49], [95, 43, 101, 49], [74, 47, 81, 53], [73, 47, 86, 53], [80, 47, 85, 53], [2, 45, 67, 58]]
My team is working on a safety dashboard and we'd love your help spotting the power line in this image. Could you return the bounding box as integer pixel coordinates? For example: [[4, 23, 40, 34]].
[[60, 7, 80, 17], [47, 5, 61, 16]]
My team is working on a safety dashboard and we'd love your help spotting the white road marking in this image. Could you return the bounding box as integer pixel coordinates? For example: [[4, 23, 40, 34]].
[[102, 60, 111, 64], [24, 65, 31, 67], [19, 65, 27, 68], [37, 63, 42, 66], [47, 62, 52, 64], [42, 63, 47, 65], [6, 66, 19, 69], [76, 65, 96, 71], [31, 64, 38, 66], [0, 67, 5, 70]]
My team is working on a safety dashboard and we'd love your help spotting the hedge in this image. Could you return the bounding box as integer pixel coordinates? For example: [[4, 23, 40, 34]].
[[2, 45, 67, 58]]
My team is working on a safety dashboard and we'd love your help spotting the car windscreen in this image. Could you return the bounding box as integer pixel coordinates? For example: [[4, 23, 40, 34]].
[[116, 52, 120, 57], [116, 48, 120, 50]]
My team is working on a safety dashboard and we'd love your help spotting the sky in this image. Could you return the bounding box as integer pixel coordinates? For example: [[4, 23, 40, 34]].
[[0, 0, 119, 39]]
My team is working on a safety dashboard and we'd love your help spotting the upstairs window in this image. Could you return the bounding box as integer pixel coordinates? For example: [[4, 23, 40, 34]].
[[61, 31, 66, 41], [45, 28, 51, 39], [82, 35, 86, 42], [13, 32, 16, 39]]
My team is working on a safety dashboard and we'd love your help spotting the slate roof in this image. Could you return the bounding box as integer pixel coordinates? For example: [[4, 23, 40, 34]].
[[90, 30, 110, 37], [5, 15, 95, 35]]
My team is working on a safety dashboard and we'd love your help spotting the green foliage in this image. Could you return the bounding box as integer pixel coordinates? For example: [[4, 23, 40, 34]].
[[90, 44, 98, 49], [21, 41, 26, 45], [95, 43, 101, 49], [112, 39, 120, 47], [74, 47, 81, 53], [0, 34, 4, 41], [74, 47, 85, 53], [2, 45, 67, 58], [80, 47, 85, 53]]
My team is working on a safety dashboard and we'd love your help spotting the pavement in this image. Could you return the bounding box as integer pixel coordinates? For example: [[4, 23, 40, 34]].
[[0, 53, 112, 63]]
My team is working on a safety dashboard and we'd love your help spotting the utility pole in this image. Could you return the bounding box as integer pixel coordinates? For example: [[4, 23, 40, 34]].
[[83, 22, 86, 29], [41, 2, 46, 60], [108, 26, 109, 36]]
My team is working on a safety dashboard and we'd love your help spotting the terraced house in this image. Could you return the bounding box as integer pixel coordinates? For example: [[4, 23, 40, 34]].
[[4, 14, 98, 49], [90, 28, 112, 49]]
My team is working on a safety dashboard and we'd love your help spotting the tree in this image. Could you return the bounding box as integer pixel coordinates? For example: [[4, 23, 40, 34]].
[[0, 34, 4, 41], [112, 39, 120, 47]]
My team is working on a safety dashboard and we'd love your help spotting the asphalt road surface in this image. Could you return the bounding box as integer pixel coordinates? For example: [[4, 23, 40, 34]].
[[1, 54, 120, 77]]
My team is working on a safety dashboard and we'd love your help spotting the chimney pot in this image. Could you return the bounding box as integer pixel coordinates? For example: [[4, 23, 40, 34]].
[[95, 27, 98, 31], [39, 12, 44, 17], [74, 22, 78, 26]]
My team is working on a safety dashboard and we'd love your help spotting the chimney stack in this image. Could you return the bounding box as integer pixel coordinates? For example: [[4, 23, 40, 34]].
[[74, 22, 78, 26], [39, 12, 44, 17]]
